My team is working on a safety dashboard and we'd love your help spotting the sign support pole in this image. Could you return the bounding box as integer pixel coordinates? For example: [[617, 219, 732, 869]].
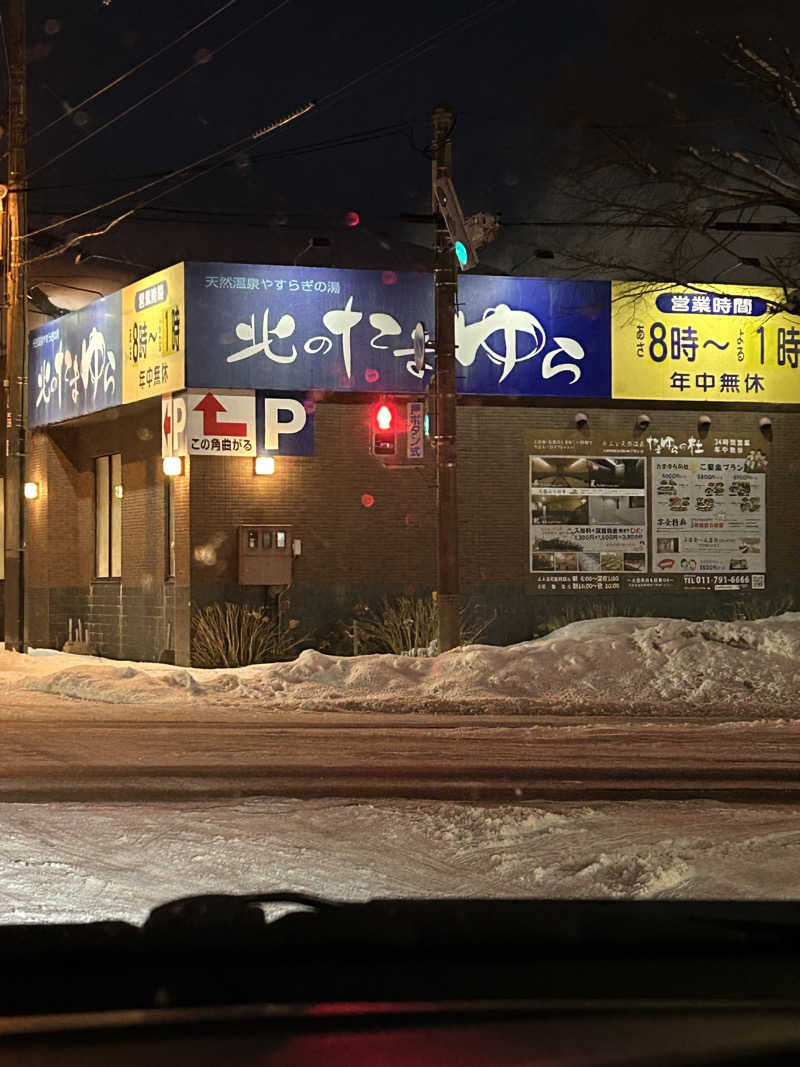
[[3, 0, 27, 652], [432, 103, 460, 653]]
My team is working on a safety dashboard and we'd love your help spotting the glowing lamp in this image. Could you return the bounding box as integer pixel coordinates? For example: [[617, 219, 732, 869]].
[[162, 456, 182, 477], [255, 456, 276, 475]]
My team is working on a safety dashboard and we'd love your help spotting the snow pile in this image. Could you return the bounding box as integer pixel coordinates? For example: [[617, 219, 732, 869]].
[[6, 613, 800, 714]]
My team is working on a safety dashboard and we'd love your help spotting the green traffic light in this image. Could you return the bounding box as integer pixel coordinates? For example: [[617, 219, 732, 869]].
[[454, 240, 468, 267]]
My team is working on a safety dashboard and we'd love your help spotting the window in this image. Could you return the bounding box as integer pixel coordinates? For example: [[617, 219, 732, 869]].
[[95, 454, 121, 579]]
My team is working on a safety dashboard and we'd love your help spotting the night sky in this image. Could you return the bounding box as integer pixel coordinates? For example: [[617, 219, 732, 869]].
[[12, 0, 800, 275]]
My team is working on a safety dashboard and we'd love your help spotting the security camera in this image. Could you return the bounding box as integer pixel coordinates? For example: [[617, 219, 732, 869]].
[[574, 412, 589, 430], [636, 414, 651, 432], [697, 415, 712, 436], [759, 416, 773, 440]]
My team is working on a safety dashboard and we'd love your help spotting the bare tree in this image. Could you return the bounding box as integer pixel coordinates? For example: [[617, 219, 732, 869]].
[[559, 37, 800, 313]]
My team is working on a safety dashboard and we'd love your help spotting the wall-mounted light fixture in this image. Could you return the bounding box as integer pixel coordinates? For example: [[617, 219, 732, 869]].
[[574, 412, 589, 431], [114, 484, 124, 499], [255, 456, 276, 475], [23, 481, 39, 500], [636, 414, 651, 433], [697, 415, 712, 438], [759, 416, 773, 442], [162, 456, 182, 477]]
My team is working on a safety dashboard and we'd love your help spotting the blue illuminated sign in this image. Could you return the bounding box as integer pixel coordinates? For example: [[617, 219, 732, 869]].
[[456, 275, 611, 397], [186, 263, 612, 399], [255, 391, 315, 456], [186, 262, 435, 395], [28, 265, 616, 430], [29, 291, 122, 428]]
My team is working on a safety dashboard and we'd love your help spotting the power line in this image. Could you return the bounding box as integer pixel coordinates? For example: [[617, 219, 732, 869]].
[[26, 0, 239, 147], [315, 0, 517, 112], [22, 100, 317, 266], [18, 119, 417, 195], [20, 99, 314, 244], [21, 1, 518, 252], [27, 0, 293, 179], [0, 12, 9, 80]]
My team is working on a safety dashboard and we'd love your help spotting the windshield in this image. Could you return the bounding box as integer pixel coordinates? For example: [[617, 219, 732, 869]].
[[4, 0, 800, 931]]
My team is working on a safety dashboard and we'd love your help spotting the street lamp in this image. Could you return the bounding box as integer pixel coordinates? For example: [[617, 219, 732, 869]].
[[162, 457, 183, 477]]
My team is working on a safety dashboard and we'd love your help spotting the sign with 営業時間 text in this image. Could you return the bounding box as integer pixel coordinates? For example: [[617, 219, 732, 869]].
[[121, 262, 185, 405], [612, 281, 800, 404]]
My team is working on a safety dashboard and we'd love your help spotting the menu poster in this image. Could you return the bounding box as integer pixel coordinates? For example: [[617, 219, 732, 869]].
[[530, 455, 648, 578], [651, 450, 766, 586]]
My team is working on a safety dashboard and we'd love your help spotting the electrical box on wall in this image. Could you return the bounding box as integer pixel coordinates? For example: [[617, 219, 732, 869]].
[[238, 525, 293, 586]]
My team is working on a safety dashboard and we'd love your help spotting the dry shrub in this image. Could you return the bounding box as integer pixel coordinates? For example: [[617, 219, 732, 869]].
[[355, 596, 494, 656], [192, 602, 307, 668]]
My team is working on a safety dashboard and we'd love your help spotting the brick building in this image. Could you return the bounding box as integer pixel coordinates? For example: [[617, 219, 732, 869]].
[[19, 263, 799, 664]]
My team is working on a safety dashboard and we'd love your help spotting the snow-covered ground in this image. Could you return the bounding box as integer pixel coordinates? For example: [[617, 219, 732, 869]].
[[2, 614, 800, 716], [3, 797, 800, 925], [3, 616, 800, 923]]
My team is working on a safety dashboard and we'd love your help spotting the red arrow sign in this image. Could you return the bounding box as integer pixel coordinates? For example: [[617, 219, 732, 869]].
[[163, 407, 172, 440], [193, 392, 248, 437]]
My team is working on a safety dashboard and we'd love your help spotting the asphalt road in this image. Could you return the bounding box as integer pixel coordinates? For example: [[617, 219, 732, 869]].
[[1, 709, 799, 802]]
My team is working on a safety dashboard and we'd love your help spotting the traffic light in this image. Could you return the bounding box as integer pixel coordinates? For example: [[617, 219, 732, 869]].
[[434, 176, 478, 270], [371, 403, 396, 456]]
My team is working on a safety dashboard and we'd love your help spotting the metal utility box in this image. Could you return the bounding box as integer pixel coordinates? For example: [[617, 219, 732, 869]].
[[238, 524, 292, 585]]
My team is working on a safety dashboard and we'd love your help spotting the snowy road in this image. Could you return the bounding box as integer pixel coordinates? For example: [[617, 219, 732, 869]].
[[3, 796, 800, 924], [2, 711, 800, 801]]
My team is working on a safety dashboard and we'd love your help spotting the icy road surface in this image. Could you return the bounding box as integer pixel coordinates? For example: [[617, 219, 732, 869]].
[[3, 797, 800, 925]]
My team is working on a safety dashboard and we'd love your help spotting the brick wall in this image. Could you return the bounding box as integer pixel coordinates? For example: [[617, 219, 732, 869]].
[[188, 401, 438, 650], [26, 400, 186, 660], [188, 399, 800, 650], [23, 396, 800, 661]]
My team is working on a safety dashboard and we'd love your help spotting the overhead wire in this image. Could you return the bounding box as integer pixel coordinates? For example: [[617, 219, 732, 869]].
[[0, 12, 9, 79], [25, 0, 239, 147], [27, 0, 293, 178], [20, 116, 411, 246], [14, 119, 417, 193], [314, 0, 517, 113], [22, 100, 316, 266], [21, 0, 518, 259], [21, 97, 316, 244]]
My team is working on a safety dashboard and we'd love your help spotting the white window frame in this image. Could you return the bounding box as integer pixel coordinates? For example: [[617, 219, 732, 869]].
[[95, 454, 122, 579]]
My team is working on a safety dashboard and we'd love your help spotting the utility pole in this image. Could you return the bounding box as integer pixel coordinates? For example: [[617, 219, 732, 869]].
[[3, 0, 27, 652], [432, 103, 460, 653]]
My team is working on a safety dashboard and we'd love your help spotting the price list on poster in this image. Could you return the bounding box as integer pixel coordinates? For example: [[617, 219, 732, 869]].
[[651, 451, 766, 588]]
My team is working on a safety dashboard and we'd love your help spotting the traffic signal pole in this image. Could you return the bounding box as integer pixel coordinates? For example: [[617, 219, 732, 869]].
[[432, 104, 460, 653], [3, 0, 28, 652]]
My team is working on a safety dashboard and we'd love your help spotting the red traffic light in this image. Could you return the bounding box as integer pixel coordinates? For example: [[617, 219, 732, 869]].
[[371, 403, 397, 456], [376, 404, 393, 430]]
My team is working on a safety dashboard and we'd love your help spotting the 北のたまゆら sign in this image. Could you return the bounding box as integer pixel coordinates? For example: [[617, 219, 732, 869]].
[[29, 291, 122, 428]]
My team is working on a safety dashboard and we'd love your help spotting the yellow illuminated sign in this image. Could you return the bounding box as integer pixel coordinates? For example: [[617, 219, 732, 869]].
[[612, 280, 800, 404], [121, 262, 185, 404]]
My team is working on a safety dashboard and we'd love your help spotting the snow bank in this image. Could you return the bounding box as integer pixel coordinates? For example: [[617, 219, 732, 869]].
[[5, 614, 800, 714]]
